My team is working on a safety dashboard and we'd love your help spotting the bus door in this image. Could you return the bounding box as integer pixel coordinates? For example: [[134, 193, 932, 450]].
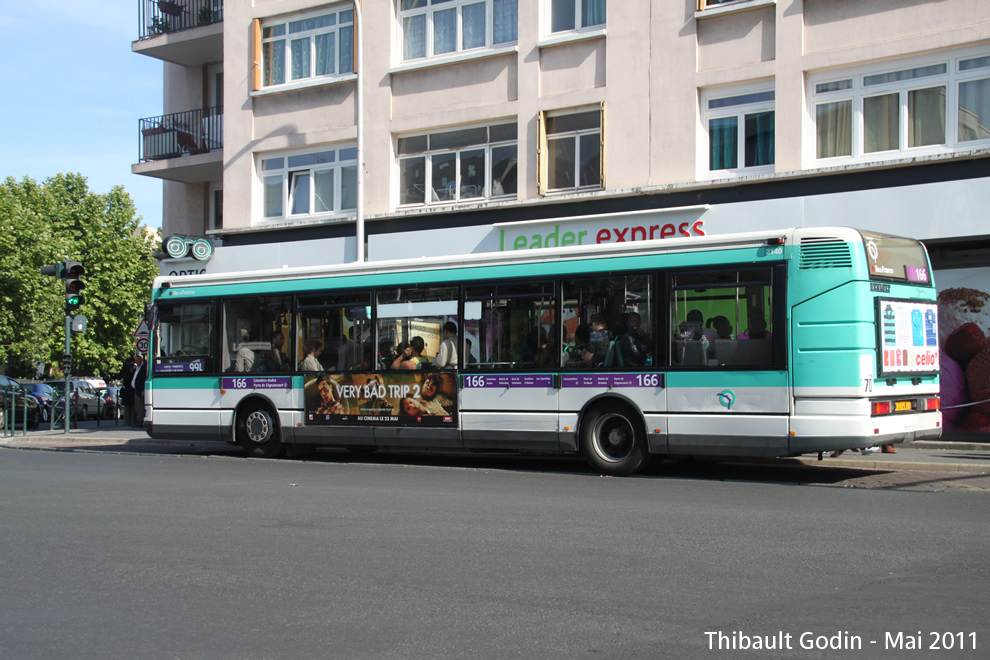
[[459, 284, 561, 451]]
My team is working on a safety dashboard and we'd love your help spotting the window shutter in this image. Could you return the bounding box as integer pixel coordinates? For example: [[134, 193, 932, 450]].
[[599, 101, 606, 189], [251, 18, 262, 92], [537, 110, 547, 196]]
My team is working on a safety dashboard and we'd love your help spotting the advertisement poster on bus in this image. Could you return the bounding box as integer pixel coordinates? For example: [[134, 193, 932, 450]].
[[936, 268, 990, 434], [875, 299, 939, 377], [303, 371, 457, 426]]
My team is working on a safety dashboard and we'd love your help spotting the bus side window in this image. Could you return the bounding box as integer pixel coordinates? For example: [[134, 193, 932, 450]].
[[562, 274, 653, 370], [669, 268, 775, 369], [376, 286, 458, 370], [464, 282, 556, 371]]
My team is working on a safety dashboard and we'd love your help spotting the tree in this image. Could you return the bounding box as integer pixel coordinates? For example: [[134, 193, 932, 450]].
[[0, 174, 160, 379]]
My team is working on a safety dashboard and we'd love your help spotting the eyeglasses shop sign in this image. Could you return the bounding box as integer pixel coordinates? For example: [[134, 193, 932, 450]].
[[162, 260, 207, 277]]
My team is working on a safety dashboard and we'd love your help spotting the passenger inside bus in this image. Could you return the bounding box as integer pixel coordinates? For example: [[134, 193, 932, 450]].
[[392, 336, 428, 369], [739, 310, 772, 340], [234, 336, 255, 372], [616, 312, 651, 367], [300, 340, 323, 371], [566, 324, 596, 368], [263, 331, 285, 372]]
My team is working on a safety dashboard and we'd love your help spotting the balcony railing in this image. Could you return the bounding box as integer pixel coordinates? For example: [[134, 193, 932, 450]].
[[139, 107, 223, 162], [139, 0, 223, 40]]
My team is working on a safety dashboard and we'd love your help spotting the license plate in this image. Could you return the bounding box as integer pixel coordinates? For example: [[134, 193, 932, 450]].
[[894, 400, 912, 412]]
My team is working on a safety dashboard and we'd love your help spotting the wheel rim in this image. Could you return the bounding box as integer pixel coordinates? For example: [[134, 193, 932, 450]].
[[591, 412, 635, 463], [245, 409, 273, 444]]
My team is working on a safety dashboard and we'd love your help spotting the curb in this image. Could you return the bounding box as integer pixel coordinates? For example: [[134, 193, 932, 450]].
[[906, 440, 990, 451], [784, 456, 990, 474]]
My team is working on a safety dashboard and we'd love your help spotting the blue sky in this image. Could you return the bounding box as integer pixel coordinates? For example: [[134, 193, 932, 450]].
[[0, 1, 164, 229]]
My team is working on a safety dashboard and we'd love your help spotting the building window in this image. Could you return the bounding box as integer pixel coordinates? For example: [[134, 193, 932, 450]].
[[703, 89, 775, 174], [262, 7, 354, 88], [548, 0, 606, 34], [398, 0, 518, 62], [810, 51, 990, 163], [397, 123, 517, 205], [260, 146, 357, 221], [539, 106, 603, 194], [697, 0, 747, 9], [209, 184, 223, 230]]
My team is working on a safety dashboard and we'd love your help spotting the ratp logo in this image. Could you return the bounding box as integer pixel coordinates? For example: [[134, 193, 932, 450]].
[[717, 389, 736, 410], [866, 238, 879, 263]]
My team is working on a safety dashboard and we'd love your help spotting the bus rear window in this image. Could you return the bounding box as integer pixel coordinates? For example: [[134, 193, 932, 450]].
[[860, 232, 932, 285]]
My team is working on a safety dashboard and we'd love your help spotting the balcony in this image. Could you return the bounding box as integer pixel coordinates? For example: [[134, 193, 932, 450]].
[[134, 107, 223, 183], [134, 1, 223, 65]]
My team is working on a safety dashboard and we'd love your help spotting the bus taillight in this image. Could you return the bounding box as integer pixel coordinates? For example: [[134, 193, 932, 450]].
[[925, 397, 940, 411], [872, 401, 892, 416]]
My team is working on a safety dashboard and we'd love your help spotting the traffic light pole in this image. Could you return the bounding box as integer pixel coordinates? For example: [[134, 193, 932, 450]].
[[64, 315, 71, 434], [42, 259, 84, 434]]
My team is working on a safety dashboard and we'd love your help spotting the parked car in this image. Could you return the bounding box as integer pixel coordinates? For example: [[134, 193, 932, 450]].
[[0, 376, 42, 429], [96, 386, 121, 419], [22, 382, 57, 423], [80, 377, 108, 390], [45, 379, 102, 421]]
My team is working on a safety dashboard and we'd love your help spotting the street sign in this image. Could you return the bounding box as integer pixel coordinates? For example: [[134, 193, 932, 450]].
[[136, 337, 150, 354], [133, 319, 150, 337]]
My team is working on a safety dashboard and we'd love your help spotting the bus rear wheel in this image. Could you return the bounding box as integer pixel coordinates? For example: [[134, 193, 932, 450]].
[[237, 401, 284, 458], [580, 404, 648, 476]]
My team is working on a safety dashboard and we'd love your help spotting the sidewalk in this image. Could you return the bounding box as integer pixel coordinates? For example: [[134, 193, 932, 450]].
[[0, 420, 232, 455]]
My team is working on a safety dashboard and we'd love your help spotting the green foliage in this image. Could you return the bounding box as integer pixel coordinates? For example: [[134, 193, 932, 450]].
[[0, 174, 160, 379]]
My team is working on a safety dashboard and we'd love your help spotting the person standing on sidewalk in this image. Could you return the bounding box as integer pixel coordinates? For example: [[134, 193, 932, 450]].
[[131, 355, 147, 428], [119, 357, 135, 426]]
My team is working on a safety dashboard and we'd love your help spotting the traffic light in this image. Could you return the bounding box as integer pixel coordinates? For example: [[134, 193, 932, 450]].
[[40, 262, 65, 278], [63, 260, 85, 314]]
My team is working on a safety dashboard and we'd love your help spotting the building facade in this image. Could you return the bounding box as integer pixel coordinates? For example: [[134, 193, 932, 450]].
[[133, 0, 990, 435]]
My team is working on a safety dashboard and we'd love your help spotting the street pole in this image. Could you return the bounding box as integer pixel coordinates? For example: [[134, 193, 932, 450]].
[[354, 0, 365, 263], [64, 315, 71, 434]]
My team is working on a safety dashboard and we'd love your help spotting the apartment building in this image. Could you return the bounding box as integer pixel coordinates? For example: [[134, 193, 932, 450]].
[[133, 1, 990, 425]]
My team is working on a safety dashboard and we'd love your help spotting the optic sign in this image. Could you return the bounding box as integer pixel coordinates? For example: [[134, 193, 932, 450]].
[[165, 235, 214, 261], [877, 299, 939, 376]]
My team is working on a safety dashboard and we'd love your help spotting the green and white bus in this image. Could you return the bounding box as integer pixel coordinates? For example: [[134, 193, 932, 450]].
[[145, 226, 941, 475]]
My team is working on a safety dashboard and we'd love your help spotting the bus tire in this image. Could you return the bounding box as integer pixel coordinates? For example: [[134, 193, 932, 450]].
[[237, 401, 284, 458], [580, 403, 648, 476]]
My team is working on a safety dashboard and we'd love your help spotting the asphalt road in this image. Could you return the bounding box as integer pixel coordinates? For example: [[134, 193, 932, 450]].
[[1, 449, 987, 659]]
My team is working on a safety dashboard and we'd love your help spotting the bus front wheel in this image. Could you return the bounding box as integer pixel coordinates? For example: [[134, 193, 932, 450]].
[[237, 401, 284, 458], [580, 405, 648, 476]]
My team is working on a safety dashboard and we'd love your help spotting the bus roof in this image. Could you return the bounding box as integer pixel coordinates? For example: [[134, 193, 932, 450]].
[[152, 226, 874, 297]]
